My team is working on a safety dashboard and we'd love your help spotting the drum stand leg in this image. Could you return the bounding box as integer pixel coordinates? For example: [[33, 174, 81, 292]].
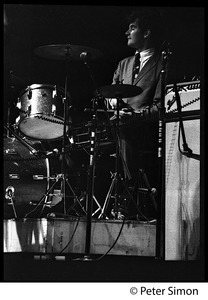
[[98, 172, 116, 219], [5, 194, 17, 219], [50, 174, 87, 216], [10, 198, 17, 218], [99, 168, 158, 220], [24, 173, 86, 218], [69, 190, 102, 217], [98, 95, 135, 220], [98, 171, 139, 219], [136, 168, 158, 216]]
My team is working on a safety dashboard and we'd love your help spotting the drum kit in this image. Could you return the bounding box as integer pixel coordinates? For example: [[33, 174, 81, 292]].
[[4, 43, 142, 221]]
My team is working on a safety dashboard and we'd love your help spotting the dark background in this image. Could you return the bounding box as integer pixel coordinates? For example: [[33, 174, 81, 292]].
[[2, 5, 206, 283], [4, 5, 204, 125]]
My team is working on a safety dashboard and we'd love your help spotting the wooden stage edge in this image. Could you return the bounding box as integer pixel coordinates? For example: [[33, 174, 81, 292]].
[[3, 217, 156, 257]]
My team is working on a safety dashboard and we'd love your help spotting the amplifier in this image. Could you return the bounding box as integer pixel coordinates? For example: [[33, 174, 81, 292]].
[[165, 80, 200, 114], [165, 118, 200, 260]]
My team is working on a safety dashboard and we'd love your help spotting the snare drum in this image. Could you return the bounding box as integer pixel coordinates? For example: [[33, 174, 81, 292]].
[[69, 121, 114, 151], [16, 84, 71, 140]]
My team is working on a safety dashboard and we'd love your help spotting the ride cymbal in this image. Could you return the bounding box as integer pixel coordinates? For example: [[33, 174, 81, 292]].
[[34, 44, 102, 61]]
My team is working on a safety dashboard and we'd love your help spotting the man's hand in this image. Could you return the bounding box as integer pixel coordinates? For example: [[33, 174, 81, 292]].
[[109, 98, 117, 109], [118, 107, 134, 119], [110, 107, 134, 122]]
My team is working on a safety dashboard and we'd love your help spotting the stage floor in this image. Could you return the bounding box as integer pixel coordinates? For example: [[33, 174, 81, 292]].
[[3, 252, 204, 282], [4, 217, 156, 257], [3, 217, 205, 282]]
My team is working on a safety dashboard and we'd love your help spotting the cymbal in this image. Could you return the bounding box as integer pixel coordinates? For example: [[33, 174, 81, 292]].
[[98, 84, 142, 98], [34, 44, 102, 61]]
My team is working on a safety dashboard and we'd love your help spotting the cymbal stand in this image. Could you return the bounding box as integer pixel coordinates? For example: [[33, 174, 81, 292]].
[[60, 51, 70, 214], [74, 54, 134, 259], [98, 94, 138, 219], [74, 53, 103, 261], [26, 45, 84, 217], [54, 45, 83, 215]]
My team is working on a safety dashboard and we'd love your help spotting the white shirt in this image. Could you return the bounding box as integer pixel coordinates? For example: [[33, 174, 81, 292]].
[[108, 48, 155, 108], [136, 48, 155, 71]]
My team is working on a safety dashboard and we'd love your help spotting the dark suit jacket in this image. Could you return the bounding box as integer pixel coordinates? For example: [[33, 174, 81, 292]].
[[112, 52, 168, 181], [112, 52, 166, 113]]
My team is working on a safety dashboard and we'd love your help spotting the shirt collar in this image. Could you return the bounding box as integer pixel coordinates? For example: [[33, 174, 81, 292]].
[[135, 48, 155, 59]]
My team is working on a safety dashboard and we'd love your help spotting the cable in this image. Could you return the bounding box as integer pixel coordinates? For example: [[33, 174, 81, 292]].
[[94, 217, 126, 261], [178, 121, 184, 155], [57, 216, 81, 254], [24, 194, 49, 218]]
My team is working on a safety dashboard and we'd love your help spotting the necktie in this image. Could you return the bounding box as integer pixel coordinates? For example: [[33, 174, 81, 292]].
[[133, 52, 141, 81]]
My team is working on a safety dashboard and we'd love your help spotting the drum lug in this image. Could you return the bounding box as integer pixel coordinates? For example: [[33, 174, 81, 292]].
[[12, 123, 19, 132], [53, 86, 57, 98], [9, 174, 20, 180], [27, 87, 32, 99], [5, 148, 17, 155], [33, 175, 44, 180], [26, 105, 31, 116], [52, 104, 56, 116]]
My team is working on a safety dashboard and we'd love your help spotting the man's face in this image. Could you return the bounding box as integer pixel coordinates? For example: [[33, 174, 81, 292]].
[[125, 19, 146, 50]]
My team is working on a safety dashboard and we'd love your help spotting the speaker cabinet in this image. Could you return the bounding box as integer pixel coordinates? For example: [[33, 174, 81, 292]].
[[164, 81, 201, 260], [165, 117, 200, 260]]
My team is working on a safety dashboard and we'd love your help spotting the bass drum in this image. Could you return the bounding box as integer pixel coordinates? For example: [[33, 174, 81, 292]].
[[16, 84, 71, 140], [3, 137, 56, 218]]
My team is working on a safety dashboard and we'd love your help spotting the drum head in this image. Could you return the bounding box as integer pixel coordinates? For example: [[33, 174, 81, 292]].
[[19, 84, 55, 97], [18, 114, 69, 140]]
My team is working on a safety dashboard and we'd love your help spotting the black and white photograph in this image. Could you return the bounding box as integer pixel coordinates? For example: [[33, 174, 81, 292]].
[[3, 4, 205, 290]]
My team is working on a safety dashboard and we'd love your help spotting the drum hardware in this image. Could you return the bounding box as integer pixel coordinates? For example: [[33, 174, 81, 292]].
[[67, 191, 102, 217], [4, 124, 40, 156], [73, 50, 107, 261], [132, 168, 157, 221], [72, 55, 143, 259], [4, 135, 52, 218], [27, 44, 101, 217], [24, 173, 86, 218], [68, 120, 113, 152], [34, 44, 102, 61], [96, 83, 156, 220], [5, 185, 17, 218], [97, 85, 141, 220], [66, 191, 102, 217]]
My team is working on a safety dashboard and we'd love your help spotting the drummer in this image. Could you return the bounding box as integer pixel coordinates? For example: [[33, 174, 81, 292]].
[[108, 7, 170, 218]]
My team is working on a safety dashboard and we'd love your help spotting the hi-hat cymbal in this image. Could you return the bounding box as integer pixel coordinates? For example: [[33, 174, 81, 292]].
[[34, 44, 102, 61], [98, 84, 142, 98]]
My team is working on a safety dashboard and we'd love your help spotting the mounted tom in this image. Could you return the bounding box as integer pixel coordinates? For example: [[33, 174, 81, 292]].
[[15, 84, 71, 140]]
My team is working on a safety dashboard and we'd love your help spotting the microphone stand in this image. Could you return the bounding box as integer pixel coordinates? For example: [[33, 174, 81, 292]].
[[61, 50, 70, 214], [74, 52, 100, 261], [59, 45, 85, 216], [74, 52, 134, 260], [155, 49, 169, 259]]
